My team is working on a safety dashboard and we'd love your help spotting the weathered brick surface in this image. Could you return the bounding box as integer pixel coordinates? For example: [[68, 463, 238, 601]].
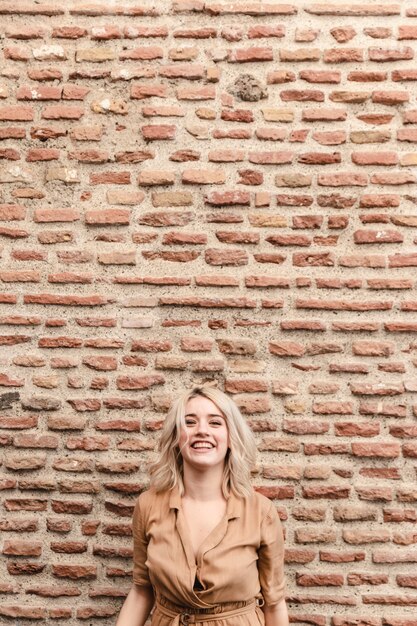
[[0, 2, 416, 624]]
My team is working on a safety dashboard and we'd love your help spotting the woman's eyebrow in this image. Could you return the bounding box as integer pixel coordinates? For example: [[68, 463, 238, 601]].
[[184, 412, 225, 419]]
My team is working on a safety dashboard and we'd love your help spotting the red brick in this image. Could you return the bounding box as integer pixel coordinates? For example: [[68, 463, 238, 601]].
[[5, 25, 45, 39], [249, 151, 293, 164], [348, 70, 387, 82], [204, 191, 250, 206], [397, 129, 417, 143], [120, 46, 163, 60], [202, 2, 294, 15], [293, 253, 335, 267], [17, 85, 62, 100], [269, 341, 305, 357], [369, 46, 414, 62], [52, 26, 87, 38], [70, 125, 103, 141], [312, 131, 347, 146], [0, 606, 47, 619], [238, 170, 263, 186], [2, 539, 42, 556], [34, 209, 80, 223], [160, 296, 255, 309], [331, 26, 357, 42], [52, 564, 97, 579], [126, 25, 168, 38], [177, 85, 216, 100], [389, 254, 417, 268], [69, 150, 109, 163], [398, 25, 417, 40], [82, 356, 117, 371], [116, 374, 164, 390], [364, 25, 392, 37], [354, 229, 403, 244], [27, 148, 60, 162], [0, 127, 26, 139], [267, 234, 311, 247], [352, 443, 400, 458], [142, 250, 199, 263], [255, 128, 286, 142], [353, 341, 394, 356], [323, 48, 363, 63], [297, 298, 392, 312], [300, 70, 341, 84], [0, 204, 27, 221], [303, 486, 350, 499], [351, 382, 404, 396], [28, 68, 63, 81], [395, 70, 417, 83], [76, 606, 117, 619], [280, 48, 321, 62], [195, 275, 239, 287], [228, 47, 273, 62], [235, 395, 271, 414], [4, 44, 32, 60], [131, 84, 169, 100], [372, 90, 410, 105], [0, 105, 34, 121], [212, 129, 252, 141], [307, 4, 400, 15], [215, 231, 258, 245], [299, 151, 341, 165], [42, 105, 84, 120], [248, 25, 285, 39], [0, 270, 40, 283], [204, 248, 249, 267], [266, 70, 296, 85], [142, 125, 176, 140], [298, 573, 344, 586], [208, 150, 245, 163], [352, 151, 398, 166], [302, 107, 347, 122], [339, 254, 385, 268], [295, 28, 320, 43], [318, 172, 367, 187], [336, 422, 380, 439], [276, 195, 313, 207], [90, 171, 130, 185]]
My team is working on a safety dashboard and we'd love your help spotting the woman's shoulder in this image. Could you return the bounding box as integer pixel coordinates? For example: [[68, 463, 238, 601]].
[[136, 486, 172, 513], [240, 489, 276, 518]]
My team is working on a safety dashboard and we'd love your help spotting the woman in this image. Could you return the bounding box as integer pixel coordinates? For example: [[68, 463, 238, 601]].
[[116, 385, 289, 626]]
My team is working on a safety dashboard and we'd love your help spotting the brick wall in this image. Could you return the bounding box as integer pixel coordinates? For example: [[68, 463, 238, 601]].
[[1, 1, 417, 624]]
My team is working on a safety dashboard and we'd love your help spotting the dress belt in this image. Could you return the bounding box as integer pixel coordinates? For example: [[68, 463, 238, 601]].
[[155, 599, 260, 625]]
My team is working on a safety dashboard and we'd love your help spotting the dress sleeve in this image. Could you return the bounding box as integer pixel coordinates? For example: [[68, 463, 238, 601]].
[[132, 494, 152, 587], [258, 502, 286, 606]]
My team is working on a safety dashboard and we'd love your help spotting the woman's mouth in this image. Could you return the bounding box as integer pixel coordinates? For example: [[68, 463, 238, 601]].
[[191, 442, 214, 449]]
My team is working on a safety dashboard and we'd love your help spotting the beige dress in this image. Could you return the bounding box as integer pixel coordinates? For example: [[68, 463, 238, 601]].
[[132, 486, 286, 625]]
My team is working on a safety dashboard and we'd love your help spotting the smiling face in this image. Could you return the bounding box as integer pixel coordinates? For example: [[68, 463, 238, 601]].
[[178, 395, 230, 473]]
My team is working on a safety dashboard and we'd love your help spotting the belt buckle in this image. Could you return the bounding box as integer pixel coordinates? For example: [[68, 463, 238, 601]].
[[181, 613, 191, 624]]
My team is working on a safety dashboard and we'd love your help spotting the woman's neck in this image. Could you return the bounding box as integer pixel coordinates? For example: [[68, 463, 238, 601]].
[[182, 465, 225, 502]]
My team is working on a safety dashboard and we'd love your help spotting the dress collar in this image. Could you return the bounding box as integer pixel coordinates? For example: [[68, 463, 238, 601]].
[[168, 484, 242, 520]]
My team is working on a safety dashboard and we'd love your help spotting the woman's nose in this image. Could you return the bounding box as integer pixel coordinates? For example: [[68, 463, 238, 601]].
[[196, 420, 209, 434]]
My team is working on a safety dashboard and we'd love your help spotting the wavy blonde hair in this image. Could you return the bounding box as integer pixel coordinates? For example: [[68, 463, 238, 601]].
[[149, 386, 257, 498]]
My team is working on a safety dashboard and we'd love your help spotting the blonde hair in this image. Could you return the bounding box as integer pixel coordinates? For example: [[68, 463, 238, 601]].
[[149, 386, 257, 498]]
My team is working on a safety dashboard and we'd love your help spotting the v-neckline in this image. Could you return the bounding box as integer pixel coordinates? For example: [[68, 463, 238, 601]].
[[177, 502, 228, 566], [168, 486, 242, 605]]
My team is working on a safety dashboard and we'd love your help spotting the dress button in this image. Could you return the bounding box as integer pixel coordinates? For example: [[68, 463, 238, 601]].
[[181, 613, 191, 624]]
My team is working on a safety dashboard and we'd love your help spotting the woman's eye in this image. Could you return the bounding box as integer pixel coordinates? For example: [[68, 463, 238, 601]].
[[185, 419, 196, 426], [211, 421, 222, 426]]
